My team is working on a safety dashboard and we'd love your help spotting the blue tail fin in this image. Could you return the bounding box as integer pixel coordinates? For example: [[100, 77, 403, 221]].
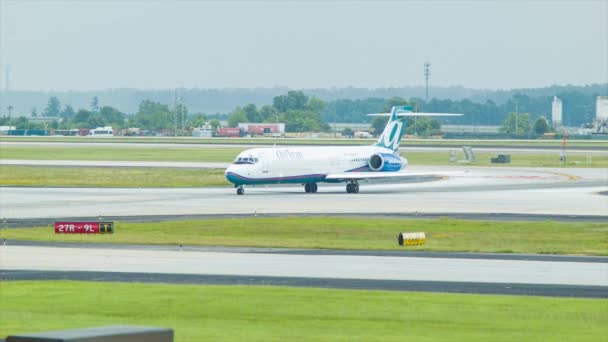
[[375, 106, 407, 151]]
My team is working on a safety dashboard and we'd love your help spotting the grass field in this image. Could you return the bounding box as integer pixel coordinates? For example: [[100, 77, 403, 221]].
[[1, 281, 606, 342], [3, 217, 607, 255], [0, 146, 242, 162], [0, 166, 229, 187], [405, 151, 607, 168], [2, 145, 607, 168], [3, 135, 608, 147]]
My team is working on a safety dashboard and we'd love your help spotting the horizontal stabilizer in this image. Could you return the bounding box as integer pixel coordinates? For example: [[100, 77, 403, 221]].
[[367, 113, 462, 117]]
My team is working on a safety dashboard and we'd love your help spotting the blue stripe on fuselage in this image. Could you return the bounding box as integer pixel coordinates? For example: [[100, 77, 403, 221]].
[[226, 163, 369, 185], [226, 172, 329, 185]]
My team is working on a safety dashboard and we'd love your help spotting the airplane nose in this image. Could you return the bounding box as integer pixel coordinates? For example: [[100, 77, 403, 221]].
[[225, 165, 240, 184]]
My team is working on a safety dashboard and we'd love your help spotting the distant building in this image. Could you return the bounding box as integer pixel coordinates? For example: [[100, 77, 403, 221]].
[[122, 127, 141, 136], [217, 127, 241, 137], [594, 96, 608, 134], [52, 129, 79, 136], [8, 129, 48, 136], [597, 96, 608, 121], [238, 123, 285, 136], [88, 126, 114, 137], [551, 96, 562, 127], [192, 125, 213, 138], [442, 125, 500, 134], [0, 126, 16, 135], [353, 131, 372, 139]]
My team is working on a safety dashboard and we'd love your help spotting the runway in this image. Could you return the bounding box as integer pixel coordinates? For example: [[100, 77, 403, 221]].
[[2, 244, 606, 298], [1, 166, 606, 219]]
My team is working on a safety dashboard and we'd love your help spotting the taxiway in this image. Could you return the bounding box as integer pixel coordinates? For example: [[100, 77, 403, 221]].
[[1, 166, 605, 219], [1, 244, 606, 298]]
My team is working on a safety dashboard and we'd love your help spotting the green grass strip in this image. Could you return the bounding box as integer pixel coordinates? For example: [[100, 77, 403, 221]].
[[0, 146, 241, 162], [1, 281, 606, 342], [406, 152, 608, 168], [0, 166, 229, 187], [3, 217, 607, 255], [2, 145, 606, 168]]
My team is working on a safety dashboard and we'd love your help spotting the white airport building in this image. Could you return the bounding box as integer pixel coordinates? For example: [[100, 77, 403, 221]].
[[594, 96, 608, 134], [597, 96, 608, 121], [552, 96, 562, 127]]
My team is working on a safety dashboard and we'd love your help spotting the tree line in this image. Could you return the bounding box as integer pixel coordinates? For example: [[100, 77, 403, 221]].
[[0, 89, 588, 136], [0, 96, 214, 133], [2, 83, 603, 115], [322, 90, 600, 127], [226, 91, 330, 132]]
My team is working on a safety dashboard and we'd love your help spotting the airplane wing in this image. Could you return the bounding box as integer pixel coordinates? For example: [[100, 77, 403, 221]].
[[324, 171, 460, 181]]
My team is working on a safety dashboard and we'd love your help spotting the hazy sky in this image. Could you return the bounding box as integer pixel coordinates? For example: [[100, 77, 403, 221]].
[[1, 0, 607, 91]]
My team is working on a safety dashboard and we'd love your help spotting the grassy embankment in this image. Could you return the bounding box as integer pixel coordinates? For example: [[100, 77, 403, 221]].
[[1, 281, 606, 342], [3, 217, 607, 255]]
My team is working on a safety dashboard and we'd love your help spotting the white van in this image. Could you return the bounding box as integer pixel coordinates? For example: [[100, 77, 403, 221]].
[[89, 126, 114, 137]]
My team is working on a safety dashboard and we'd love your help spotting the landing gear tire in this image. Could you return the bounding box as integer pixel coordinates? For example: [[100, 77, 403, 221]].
[[304, 183, 318, 193], [346, 183, 359, 194], [236, 186, 244, 195]]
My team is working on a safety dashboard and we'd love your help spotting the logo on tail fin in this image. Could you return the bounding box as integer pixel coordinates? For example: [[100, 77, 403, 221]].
[[376, 107, 405, 151]]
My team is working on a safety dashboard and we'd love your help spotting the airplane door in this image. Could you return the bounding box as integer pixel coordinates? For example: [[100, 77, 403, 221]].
[[261, 154, 269, 173]]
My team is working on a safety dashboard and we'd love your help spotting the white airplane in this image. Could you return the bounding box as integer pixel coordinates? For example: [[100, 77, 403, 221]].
[[225, 106, 461, 195]]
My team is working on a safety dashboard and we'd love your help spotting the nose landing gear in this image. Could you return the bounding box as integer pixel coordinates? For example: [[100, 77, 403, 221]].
[[304, 183, 318, 193], [236, 185, 245, 195]]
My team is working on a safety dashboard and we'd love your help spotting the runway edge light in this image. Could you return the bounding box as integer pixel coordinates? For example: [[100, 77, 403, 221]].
[[398, 232, 426, 246]]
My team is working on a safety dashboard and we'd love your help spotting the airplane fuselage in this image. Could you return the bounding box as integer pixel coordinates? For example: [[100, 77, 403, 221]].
[[225, 145, 404, 185]]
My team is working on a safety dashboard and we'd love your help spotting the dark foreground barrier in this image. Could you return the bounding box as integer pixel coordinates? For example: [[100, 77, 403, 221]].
[[5, 325, 173, 342], [491, 154, 511, 163]]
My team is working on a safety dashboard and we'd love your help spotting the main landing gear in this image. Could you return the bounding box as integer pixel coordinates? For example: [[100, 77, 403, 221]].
[[236, 185, 245, 195], [304, 182, 318, 193], [346, 181, 359, 194]]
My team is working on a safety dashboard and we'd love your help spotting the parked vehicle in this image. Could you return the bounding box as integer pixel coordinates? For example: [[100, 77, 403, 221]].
[[88, 126, 114, 137]]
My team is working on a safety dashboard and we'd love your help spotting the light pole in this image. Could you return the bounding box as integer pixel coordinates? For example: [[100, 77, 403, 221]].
[[180, 95, 185, 135], [419, 61, 431, 137], [173, 91, 177, 137], [424, 62, 430, 103], [334, 107, 337, 138], [515, 100, 519, 135]]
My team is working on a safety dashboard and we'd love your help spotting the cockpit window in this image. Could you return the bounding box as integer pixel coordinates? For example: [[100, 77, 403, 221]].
[[233, 156, 259, 164]]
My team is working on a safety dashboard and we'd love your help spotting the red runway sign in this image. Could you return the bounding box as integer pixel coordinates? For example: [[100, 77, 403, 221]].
[[54, 222, 114, 234]]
